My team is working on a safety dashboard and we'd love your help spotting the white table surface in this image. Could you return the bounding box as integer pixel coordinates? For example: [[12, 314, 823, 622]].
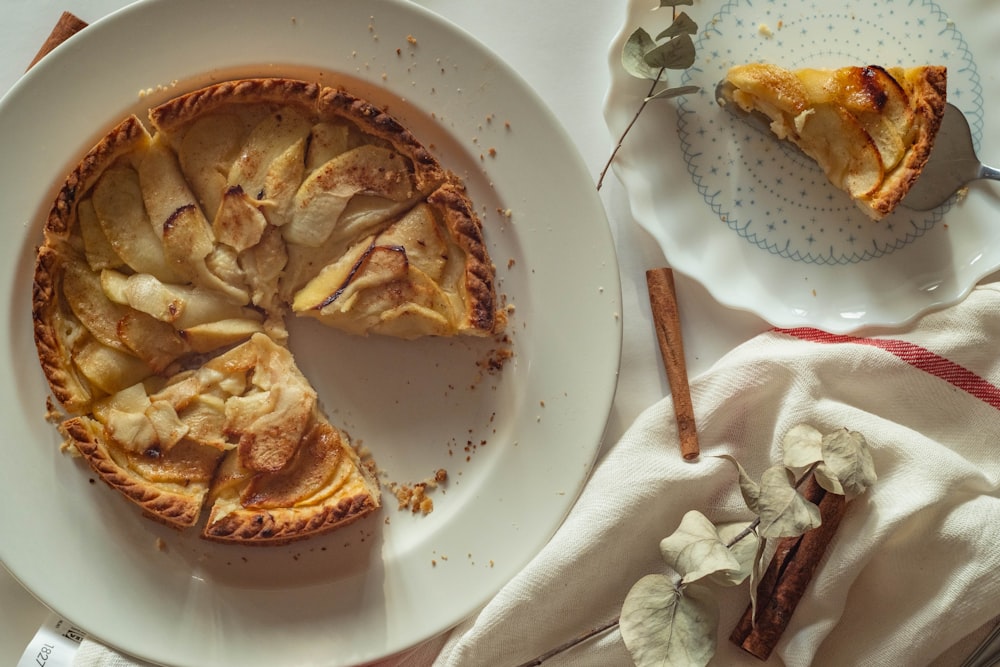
[[0, 0, 770, 662]]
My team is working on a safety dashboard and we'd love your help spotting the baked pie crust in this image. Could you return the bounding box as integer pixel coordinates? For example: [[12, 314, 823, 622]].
[[33, 78, 504, 545], [719, 64, 947, 220]]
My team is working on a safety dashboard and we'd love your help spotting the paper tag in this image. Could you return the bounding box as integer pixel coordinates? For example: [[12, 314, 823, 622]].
[[17, 612, 87, 667]]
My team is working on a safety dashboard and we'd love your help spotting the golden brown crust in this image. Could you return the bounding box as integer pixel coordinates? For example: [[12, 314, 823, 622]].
[[148, 78, 321, 134], [32, 246, 87, 413], [427, 181, 500, 334], [202, 490, 379, 545], [316, 86, 447, 194], [864, 66, 947, 217], [62, 417, 211, 529]]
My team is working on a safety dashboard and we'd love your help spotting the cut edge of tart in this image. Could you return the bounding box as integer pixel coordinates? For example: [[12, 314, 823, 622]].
[[718, 63, 947, 220], [32, 78, 505, 545]]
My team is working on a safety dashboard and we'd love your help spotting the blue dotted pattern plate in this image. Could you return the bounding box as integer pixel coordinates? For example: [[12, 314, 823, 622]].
[[607, 0, 1000, 332]]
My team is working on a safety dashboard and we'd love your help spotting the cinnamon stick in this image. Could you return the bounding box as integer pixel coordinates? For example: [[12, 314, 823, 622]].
[[27, 11, 88, 71], [645, 268, 699, 460], [730, 475, 848, 660]]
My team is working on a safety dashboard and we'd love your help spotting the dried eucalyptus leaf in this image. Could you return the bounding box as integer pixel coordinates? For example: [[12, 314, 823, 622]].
[[621, 574, 719, 667], [655, 12, 698, 40], [782, 423, 824, 469], [814, 462, 845, 495], [660, 511, 743, 585], [708, 521, 760, 587], [644, 32, 696, 71], [820, 429, 877, 496], [647, 84, 701, 102], [622, 28, 662, 80], [716, 454, 760, 514], [757, 465, 822, 539]]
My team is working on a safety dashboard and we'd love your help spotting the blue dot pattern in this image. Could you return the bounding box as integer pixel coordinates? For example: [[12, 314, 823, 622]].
[[676, 0, 983, 266]]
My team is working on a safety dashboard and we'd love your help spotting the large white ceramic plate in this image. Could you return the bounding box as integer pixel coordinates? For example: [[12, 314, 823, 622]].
[[607, 0, 1000, 333], [0, 1, 621, 665]]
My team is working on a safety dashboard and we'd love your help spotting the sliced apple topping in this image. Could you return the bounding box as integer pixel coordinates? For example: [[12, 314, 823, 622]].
[[213, 185, 268, 252], [227, 107, 313, 204], [177, 113, 248, 216], [121, 439, 223, 488], [91, 165, 183, 282], [77, 198, 124, 272], [795, 103, 884, 198], [283, 144, 419, 247], [74, 338, 153, 396], [62, 257, 132, 352], [180, 318, 265, 353], [305, 121, 352, 171], [92, 382, 188, 454], [241, 421, 345, 509]]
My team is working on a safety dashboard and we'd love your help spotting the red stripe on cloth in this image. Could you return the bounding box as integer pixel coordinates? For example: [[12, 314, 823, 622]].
[[775, 327, 1000, 410]]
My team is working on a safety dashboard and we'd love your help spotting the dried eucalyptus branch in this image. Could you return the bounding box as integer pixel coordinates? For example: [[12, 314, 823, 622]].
[[595, 2, 700, 191]]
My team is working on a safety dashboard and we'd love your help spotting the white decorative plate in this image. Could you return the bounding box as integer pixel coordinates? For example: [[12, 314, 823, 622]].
[[607, 0, 1000, 333], [0, 1, 621, 665]]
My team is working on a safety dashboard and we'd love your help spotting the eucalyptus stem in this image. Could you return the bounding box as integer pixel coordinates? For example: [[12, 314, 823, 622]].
[[596, 67, 665, 191], [514, 616, 621, 667]]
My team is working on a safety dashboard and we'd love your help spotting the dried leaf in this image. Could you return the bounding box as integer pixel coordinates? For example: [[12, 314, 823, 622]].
[[716, 454, 760, 514], [757, 465, 822, 538], [622, 28, 662, 80], [620, 574, 718, 667], [655, 12, 698, 40], [647, 85, 701, 102], [782, 423, 824, 469], [819, 428, 877, 496], [709, 521, 760, 587], [660, 511, 743, 585], [644, 32, 696, 71]]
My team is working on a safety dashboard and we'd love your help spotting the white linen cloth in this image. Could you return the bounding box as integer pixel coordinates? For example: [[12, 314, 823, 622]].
[[76, 283, 1000, 666]]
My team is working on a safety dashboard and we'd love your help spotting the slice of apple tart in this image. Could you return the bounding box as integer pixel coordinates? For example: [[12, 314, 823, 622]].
[[33, 78, 504, 545], [718, 63, 947, 220]]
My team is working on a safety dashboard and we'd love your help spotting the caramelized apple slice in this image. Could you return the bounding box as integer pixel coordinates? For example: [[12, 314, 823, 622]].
[[283, 144, 418, 247], [796, 103, 884, 197], [121, 438, 223, 486], [101, 269, 261, 329], [838, 66, 913, 172], [77, 198, 124, 271], [376, 203, 449, 280], [213, 185, 268, 252], [241, 421, 345, 509], [180, 318, 265, 353], [116, 309, 189, 373], [726, 63, 809, 124], [91, 165, 183, 282], [227, 107, 313, 203], [176, 113, 248, 216], [258, 138, 307, 228], [61, 257, 131, 352], [305, 122, 351, 171], [74, 338, 153, 395]]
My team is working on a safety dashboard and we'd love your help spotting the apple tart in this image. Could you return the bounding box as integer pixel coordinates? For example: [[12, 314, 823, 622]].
[[33, 78, 504, 545], [718, 64, 947, 220]]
